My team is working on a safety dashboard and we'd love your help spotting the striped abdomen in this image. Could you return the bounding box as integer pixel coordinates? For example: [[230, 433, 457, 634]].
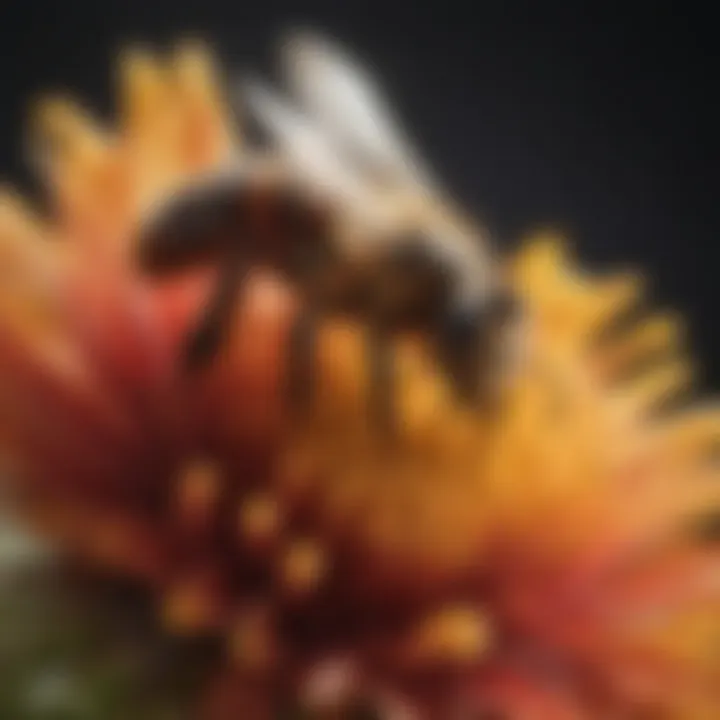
[[137, 170, 333, 277]]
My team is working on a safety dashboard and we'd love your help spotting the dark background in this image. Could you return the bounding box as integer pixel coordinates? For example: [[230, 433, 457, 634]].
[[1, 2, 717, 385]]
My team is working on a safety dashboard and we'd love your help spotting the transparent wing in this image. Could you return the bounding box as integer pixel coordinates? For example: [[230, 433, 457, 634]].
[[241, 75, 388, 227], [279, 29, 441, 196]]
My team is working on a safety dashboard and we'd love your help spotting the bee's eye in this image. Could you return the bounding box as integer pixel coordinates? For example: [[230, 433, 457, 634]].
[[440, 294, 518, 352], [487, 291, 519, 325], [386, 235, 455, 292], [441, 306, 483, 347]]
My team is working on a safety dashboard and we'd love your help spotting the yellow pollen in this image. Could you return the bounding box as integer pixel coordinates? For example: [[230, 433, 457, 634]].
[[238, 494, 282, 547], [175, 458, 222, 523], [280, 539, 327, 597], [161, 581, 218, 634], [229, 606, 277, 672], [407, 605, 493, 666]]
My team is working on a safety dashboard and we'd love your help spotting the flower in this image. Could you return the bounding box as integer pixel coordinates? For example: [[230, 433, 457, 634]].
[[0, 40, 718, 719]]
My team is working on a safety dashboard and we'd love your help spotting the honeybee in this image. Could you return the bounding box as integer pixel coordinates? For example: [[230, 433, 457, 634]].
[[137, 31, 522, 427]]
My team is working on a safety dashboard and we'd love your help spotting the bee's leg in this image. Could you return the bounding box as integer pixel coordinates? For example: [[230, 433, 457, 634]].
[[368, 322, 396, 435], [286, 297, 396, 434], [183, 250, 247, 370], [285, 303, 320, 415], [364, 241, 449, 435], [363, 303, 397, 436], [283, 242, 335, 416], [437, 293, 519, 407], [436, 306, 485, 405]]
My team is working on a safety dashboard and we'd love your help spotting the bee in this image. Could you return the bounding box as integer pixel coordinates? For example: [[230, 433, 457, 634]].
[[137, 31, 522, 428]]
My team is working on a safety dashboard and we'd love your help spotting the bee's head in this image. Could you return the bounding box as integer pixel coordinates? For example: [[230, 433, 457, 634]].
[[439, 286, 523, 402], [445, 288, 519, 346], [137, 182, 240, 275], [482, 288, 525, 375]]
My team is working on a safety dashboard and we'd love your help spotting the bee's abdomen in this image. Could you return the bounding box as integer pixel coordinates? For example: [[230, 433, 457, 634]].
[[138, 170, 333, 274], [138, 175, 249, 273]]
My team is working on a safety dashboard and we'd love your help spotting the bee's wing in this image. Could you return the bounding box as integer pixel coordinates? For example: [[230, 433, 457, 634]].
[[279, 29, 441, 197], [241, 77, 394, 230]]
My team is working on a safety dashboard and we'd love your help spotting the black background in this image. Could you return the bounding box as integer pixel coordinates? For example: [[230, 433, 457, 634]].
[[1, 2, 717, 385]]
